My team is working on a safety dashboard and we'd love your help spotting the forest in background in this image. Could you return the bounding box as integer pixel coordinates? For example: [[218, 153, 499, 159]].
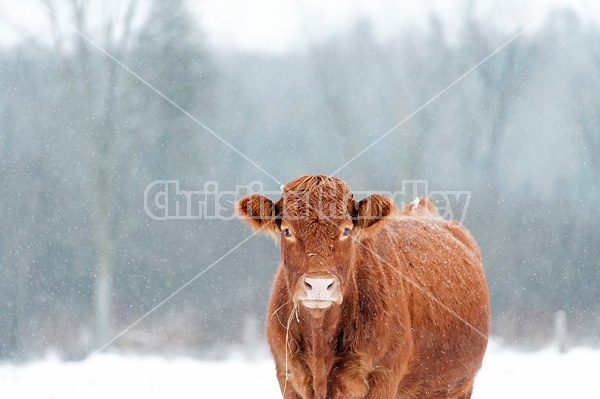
[[1, 1, 599, 361]]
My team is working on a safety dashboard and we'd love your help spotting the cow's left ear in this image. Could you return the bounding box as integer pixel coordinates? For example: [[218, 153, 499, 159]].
[[353, 194, 395, 231], [236, 194, 280, 238]]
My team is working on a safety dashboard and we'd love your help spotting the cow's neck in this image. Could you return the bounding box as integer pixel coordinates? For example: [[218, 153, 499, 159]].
[[294, 304, 341, 398]]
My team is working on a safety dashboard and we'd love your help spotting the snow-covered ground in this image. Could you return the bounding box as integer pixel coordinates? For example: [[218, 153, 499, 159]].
[[0, 347, 597, 398]]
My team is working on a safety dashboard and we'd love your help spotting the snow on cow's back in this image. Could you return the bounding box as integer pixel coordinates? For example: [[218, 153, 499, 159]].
[[401, 196, 440, 218], [397, 196, 481, 261]]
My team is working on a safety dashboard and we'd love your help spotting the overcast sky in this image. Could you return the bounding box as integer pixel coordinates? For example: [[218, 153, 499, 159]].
[[1, 0, 599, 52]]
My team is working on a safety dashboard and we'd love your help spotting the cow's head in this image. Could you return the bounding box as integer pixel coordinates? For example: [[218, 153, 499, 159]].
[[236, 175, 394, 316]]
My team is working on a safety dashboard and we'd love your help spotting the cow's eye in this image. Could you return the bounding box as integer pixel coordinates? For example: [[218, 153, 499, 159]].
[[282, 228, 292, 238], [342, 227, 351, 236]]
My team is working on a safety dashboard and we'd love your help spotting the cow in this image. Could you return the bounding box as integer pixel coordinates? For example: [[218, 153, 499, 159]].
[[236, 174, 489, 399]]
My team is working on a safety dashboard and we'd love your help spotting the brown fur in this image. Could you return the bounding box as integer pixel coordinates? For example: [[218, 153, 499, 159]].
[[236, 175, 490, 399]]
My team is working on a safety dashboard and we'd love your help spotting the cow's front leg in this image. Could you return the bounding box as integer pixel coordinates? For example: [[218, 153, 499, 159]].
[[330, 357, 405, 399], [361, 371, 402, 399], [329, 357, 370, 399], [276, 360, 314, 399]]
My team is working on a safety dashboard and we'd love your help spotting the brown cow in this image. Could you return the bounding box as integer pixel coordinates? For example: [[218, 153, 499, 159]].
[[236, 175, 489, 399]]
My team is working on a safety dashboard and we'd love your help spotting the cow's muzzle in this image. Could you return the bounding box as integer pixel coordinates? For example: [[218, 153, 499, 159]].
[[295, 275, 342, 309]]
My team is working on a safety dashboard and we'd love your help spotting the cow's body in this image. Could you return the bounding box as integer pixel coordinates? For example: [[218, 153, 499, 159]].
[[237, 175, 489, 399]]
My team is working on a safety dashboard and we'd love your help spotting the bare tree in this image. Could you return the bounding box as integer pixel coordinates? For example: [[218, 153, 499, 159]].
[[457, 8, 539, 197], [571, 45, 600, 196], [41, 0, 214, 349], [43, 0, 144, 347]]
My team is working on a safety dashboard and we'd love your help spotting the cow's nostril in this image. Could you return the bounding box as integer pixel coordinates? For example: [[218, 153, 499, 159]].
[[327, 281, 336, 291], [304, 279, 313, 291]]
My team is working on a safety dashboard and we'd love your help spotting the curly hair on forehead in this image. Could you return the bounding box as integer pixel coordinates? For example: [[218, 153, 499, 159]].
[[282, 174, 351, 197], [279, 174, 354, 220]]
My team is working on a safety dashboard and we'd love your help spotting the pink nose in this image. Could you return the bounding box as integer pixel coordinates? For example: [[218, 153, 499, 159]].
[[303, 277, 337, 299], [298, 275, 342, 308]]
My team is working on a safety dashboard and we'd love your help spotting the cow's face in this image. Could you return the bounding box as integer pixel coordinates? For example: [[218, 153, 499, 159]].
[[237, 175, 393, 316]]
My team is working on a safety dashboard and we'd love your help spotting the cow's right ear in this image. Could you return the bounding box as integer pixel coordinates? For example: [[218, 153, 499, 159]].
[[236, 194, 280, 238], [353, 194, 395, 234]]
